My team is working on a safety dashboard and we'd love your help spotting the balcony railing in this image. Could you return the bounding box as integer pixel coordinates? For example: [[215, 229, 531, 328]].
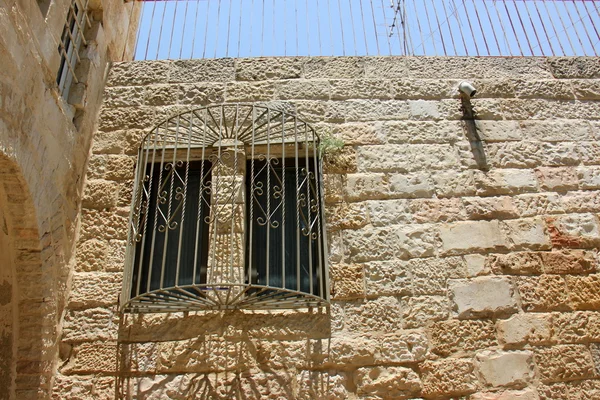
[[132, 0, 600, 59]]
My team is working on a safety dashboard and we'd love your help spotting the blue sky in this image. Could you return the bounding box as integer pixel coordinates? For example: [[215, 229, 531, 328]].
[[134, 0, 600, 59]]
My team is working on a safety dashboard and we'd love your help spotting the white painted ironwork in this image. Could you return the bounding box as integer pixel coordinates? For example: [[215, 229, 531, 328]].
[[57, 0, 91, 97], [122, 104, 329, 312]]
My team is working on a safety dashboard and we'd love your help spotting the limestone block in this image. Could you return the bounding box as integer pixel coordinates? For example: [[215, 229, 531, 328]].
[[169, 59, 235, 83], [408, 57, 552, 80], [487, 252, 543, 275], [449, 277, 517, 318], [343, 297, 403, 334], [68, 272, 122, 309], [326, 202, 368, 231], [382, 120, 463, 144], [541, 250, 596, 275], [401, 295, 448, 328], [475, 120, 522, 142], [376, 332, 428, 363], [439, 221, 507, 255], [431, 320, 497, 357], [535, 167, 579, 191], [75, 239, 108, 272], [120, 342, 158, 373], [157, 338, 255, 373], [98, 106, 155, 132], [330, 79, 391, 100], [52, 374, 114, 400], [177, 83, 225, 105], [552, 311, 600, 344], [497, 313, 552, 346], [277, 79, 330, 100], [107, 61, 169, 86], [396, 225, 438, 259], [105, 240, 126, 272], [474, 169, 538, 196], [537, 382, 570, 400], [332, 122, 383, 146], [87, 155, 107, 180], [359, 144, 458, 173], [421, 358, 477, 397], [389, 172, 434, 198], [367, 199, 411, 227], [61, 308, 117, 342], [323, 174, 344, 204], [329, 263, 365, 300], [568, 380, 600, 400], [546, 214, 600, 248], [573, 80, 600, 100], [487, 142, 542, 168], [566, 274, 600, 310], [513, 193, 565, 217], [254, 340, 307, 369], [520, 120, 592, 142], [345, 173, 389, 201], [327, 99, 410, 122], [82, 179, 119, 209], [80, 208, 129, 241], [295, 100, 328, 122], [501, 217, 550, 250], [104, 155, 134, 181], [465, 254, 489, 277], [304, 57, 364, 79], [535, 344, 595, 383], [590, 343, 600, 376], [364, 56, 409, 78], [463, 196, 517, 220], [562, 191, 600, 214], [515, 80, 574, 99], [547, 57, 600, 79], [296, 370, 349, 400], [578, 142, 600, 164], [409, 100, 440, 120], [410, 256, 467, 295], [476, 350, 534, 388], [102, 86, 145, 107], [577, 166, 600, 189], [392, 79, 455, 99], [236, 58, 303, 81], [355, 366, 421, 398], [410, 198, 465, 223], [539, 142, 580, 166], [516, 275, 571, 312], [364, 260, 411, 297], [470, 388, 539, 400], [62, 342, 117, 374], [144, 84, 178, 106], [433, 170, 477, 198], [225, 81, 276, 102]]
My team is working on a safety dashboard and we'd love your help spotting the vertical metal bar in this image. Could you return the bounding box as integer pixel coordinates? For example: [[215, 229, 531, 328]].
[[178, 0, 189, 59], [481, 0, 500, 55], [134, 133, 154, 297], [512, 0, 534, 55], [570, 0, 595, 56], [265, 108, 271, 287], [294, 117, 300, 292], [249, 107, 256, 285], [541, 0, 563, 55], [311, 128, 322, 298], [440, 0, 458, 55], [348, 0, 358, 56], [451, 0, 468, 55], [338, 0, 346, 55], [192, 109, 208, 285], [328, 0, 334, 55], [306, 0, 310, 56], [230, 105, 241, 292], [316, 0, 322, 55], [422, 0, 438, 55], [430, 0, 447, 55], [249, 0, 255, 55], [155, 0, 169, 59], [132, 0, 147, 59], [533, 0, 555, 56], [522, 0, 543, 56], [551, 0, 576, 55], [370, 0, 381, 55], [502, 0, 523, 56], [492, 0, 512, 56], [304, 123, 313, 295], [380, 0, 393, 55], [214, 0, 222, 58], [190, 0, 201, 58], [238, 0, 244, 57], [202, 0, 210, 58], [472, 0, 490, 55], [175, 114, 192, 286], [280, 112, 286, 289], [226, 0, 234, 57], [583, 1, 600, 54], [359, 0, 369, 54], [412, 0, 426, 55]]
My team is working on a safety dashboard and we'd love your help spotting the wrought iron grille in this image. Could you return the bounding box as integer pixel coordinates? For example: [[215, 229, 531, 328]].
[[56, 0, 91, 97], [122, 104, 329, 312]]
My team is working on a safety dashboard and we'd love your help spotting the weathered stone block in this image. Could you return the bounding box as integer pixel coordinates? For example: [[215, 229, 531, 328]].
[[62, 342, 117, 374], [541, 250, 596, 275], [61, 308, 117, 342], [463, 196, 517, 220], [501, 217, 551, 250], [68, 272, 122, 309], [465, 254, 489, 277], [355, 366, 421, 398], [329, 263, 364, 300], [487, 252, 543, 275], [546, 214, 600, 248], [376, 332, 428, 363], [440, 221, 507, 255], [535, 344, 595, 383], [169, 59, 235, 83], [177, 83, 225, 105], [547, 57, 600, 79], [330, 79, 391, 100], [326, 202, 368, 230], [382, 120, 463, 144], [225, 81, 276, 102], [577, 166, 600, 189], [475, 120, 522, 142], [432, 170, 477, 197], [476, 350, 534, 388], [516, 275, 571, 311], [364, 260, 411, 297], [535, 167, 579, 191], [497, 313, 552, 346], [103, 86, 145, 107], [566, 274, 600, 310], [343, 297, 403, 334], [277, 79, 330, 100], [402, 295, 448, 328], [470, 388, 540, 400], [144, 84, 178, 106], [107, 61, 170, 86], [389, 172, 434, 198], [474, 169, 538, 196], [421, 358, 477, 397], [513, 193, 564, 217], [104, 155, 135, 181], [75, 239, 108, 272], [449, 277, 518, 318], [236, 58, 303, 81], [410, 198, 465, 223], [410, 256, 466, 295], [431, 319, 497, 357], [81, 180, 119, 209], [304, 57, 364, 79], [367, 199, 411, 226], [552, 311, 600, 344], [297, 370, 349, 400], [345, 173, 388, 201]]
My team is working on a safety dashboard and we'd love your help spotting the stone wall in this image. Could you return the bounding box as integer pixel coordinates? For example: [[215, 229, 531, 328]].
[[59, 56, 600, 399], [0, 0, 139, 396]]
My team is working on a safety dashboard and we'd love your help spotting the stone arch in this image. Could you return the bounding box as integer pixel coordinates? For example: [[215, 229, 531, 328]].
[[0, 153, 48, 399]]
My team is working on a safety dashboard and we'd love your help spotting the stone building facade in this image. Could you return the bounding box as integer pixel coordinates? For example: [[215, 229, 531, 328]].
[[0, 0, 138, 396], [49, 56, 600, 399]]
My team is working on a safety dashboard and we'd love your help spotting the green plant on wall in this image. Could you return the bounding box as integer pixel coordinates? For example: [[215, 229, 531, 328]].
[[318, 130, 345, 158]]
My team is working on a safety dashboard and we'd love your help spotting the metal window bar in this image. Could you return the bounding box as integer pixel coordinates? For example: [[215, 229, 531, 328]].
[[57, 0, 91, 98], [122, 104, 329, 313], [132, 0, 600, 59]]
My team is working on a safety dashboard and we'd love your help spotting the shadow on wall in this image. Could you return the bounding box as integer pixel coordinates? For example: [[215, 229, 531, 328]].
[[114, 308, 332, 399], [460, 96, 489, 171]]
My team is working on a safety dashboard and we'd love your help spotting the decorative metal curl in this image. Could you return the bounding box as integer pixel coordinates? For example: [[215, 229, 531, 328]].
[[158, 191, 168, 204], [175, 186, 185, 201], [158, 221, 178, 232]]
